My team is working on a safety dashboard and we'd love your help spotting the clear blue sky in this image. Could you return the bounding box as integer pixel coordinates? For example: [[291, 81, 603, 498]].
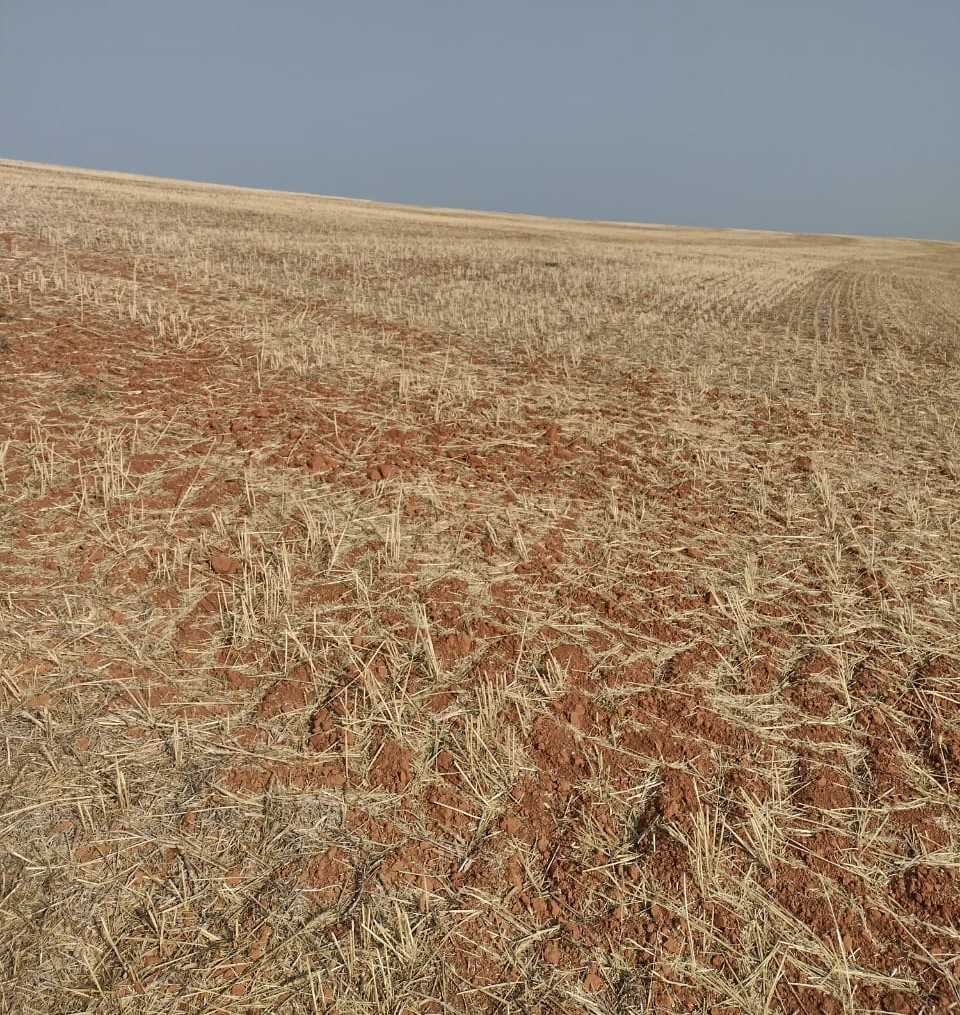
[[2, 0, 958, 239]]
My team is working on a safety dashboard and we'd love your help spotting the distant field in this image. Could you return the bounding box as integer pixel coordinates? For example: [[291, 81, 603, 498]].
[[2, 159, 960, 1014]]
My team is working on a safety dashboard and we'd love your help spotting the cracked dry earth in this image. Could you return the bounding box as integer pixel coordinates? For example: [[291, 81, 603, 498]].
[[1, 160, 960, 1014]]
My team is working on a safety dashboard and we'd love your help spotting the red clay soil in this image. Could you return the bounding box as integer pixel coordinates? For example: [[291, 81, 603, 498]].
[[2, 184, 960, 1015]]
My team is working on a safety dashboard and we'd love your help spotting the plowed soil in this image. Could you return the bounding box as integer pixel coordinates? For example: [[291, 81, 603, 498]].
[[2, 159, 960, 1014]]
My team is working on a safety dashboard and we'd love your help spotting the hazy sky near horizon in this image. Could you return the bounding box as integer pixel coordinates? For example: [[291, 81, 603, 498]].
[[2, 1, 958, 239]]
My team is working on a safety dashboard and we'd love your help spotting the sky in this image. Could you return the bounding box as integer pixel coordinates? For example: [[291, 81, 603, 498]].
[[2, 1, 958, 240]]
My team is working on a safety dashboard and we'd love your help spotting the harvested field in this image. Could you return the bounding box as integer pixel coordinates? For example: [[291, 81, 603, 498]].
[[2, 158, 960, 1013]]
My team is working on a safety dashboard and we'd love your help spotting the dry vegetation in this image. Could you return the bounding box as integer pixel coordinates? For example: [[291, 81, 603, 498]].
[[1, 159, 960, 1014]]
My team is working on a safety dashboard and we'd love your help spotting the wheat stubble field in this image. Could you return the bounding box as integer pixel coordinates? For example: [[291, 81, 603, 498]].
[[1, 159, 960, 1014]]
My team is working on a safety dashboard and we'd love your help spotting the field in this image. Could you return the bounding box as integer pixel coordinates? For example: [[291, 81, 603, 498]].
[[2, 159, 960, 1014]]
